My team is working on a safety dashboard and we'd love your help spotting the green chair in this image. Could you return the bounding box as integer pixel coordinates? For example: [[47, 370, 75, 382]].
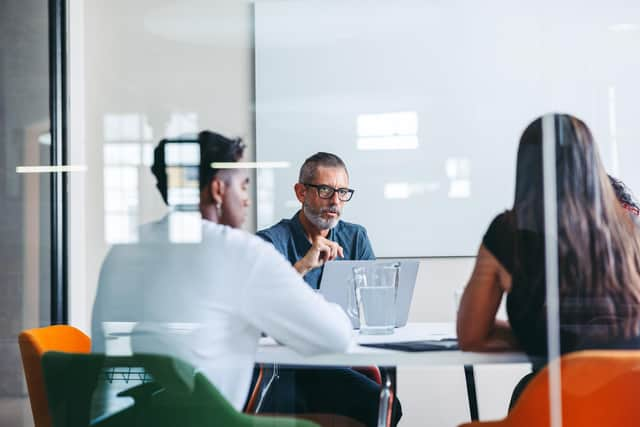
[[41, 351, 320, 427]]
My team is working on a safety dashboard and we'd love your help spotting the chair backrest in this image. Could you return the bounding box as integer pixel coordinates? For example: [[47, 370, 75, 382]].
[[460, 350, 640, 427], [18, 325, 91, 427], [41, 352, 319, 427]]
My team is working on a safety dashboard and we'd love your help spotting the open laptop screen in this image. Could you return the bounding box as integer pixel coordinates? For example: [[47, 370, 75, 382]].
[[319, 260, 419, 329]]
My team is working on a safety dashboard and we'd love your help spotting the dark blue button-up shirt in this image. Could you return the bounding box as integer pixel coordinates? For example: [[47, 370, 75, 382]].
[[257, 211, 375, 289]]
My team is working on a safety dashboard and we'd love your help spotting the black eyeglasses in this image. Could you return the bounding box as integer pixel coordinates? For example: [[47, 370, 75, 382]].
[[303, 183, 355, 201]]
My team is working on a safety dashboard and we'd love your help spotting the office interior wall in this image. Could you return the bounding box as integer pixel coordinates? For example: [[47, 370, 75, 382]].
[[0, 0, 50, 408], [70, 1, 526, 425]]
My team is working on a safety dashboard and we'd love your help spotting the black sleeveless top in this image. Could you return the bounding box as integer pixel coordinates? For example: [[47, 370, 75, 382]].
[[482, 211, 640, 357]]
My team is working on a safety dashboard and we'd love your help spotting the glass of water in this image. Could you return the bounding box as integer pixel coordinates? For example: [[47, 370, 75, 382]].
[[352, 264, 399, 335]]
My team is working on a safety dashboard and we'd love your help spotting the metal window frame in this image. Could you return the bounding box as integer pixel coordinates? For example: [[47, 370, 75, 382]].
[[49, 0, 68, 324]]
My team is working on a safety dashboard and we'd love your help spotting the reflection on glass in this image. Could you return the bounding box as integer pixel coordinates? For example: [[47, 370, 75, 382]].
[[608, 23, 639, 32], [445, 157, 471, 199], [257, 168, 275, 229], [142, 143, 154, 167], [102, 113, 175, 244], [448, 180, 470, 199], [102, 114, 149, 245], [356, 112, 419, 150], [165, 142, 199, 166], [384, 183, 411, 199], [169, 211, 202, 243], [38, 132, 51, 145], [104, 214, 138, 245], [104, 113, 153, 142], [2, 0, 51, 416], [165, 112, 198, 139], [383, 182, 435, 200], [445, 157, 470, 179], [104, 143, 141, 165], [165, 142, 200, 207], [103, 153, 140, 244], [166, 167, 199, 206]]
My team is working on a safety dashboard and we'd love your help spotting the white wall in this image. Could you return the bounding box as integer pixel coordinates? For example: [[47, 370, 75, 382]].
[[69, 2, 528, 425]]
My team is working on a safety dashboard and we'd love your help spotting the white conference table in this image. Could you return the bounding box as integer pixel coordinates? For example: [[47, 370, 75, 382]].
[[103, 322, 531, 426], [255, 322, 531, 426], [257, 322, 529, 366]]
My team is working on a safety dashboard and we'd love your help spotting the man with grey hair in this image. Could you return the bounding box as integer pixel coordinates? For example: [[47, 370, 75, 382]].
[[255, 153, 403, 426], [258, 152, 375, 289]]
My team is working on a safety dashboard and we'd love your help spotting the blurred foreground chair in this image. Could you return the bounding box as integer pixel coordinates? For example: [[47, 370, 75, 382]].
[[19, 325, 91, 427], [42, 351, 321, 427], [459, 350, 640, 427]]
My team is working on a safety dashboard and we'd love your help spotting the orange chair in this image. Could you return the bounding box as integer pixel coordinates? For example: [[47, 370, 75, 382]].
[[459, 350, 640, 427], [245, 364, 265, 413], [354, 366, 383, 385], [18, 325, 91, 427], [18, 327, 305, 424]]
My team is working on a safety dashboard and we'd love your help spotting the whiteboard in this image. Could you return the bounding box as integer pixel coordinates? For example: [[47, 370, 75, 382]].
[[255, 0, 640, 257]]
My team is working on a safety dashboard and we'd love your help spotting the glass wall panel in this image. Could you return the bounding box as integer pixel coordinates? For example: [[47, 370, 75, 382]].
[[540, 2, 640, 425], [499, 2, 640, 424], [68, 1, 640, 427], [73, 0, 259, 420], [0, 1, 51, 426], [543, 13, 640, 422]]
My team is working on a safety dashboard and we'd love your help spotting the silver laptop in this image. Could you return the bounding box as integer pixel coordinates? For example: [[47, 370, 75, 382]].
[[319, 259, 420, 329]]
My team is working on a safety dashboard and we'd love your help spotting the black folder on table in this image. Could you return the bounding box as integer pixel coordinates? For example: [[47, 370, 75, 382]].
[[360, 339, 458, 352]]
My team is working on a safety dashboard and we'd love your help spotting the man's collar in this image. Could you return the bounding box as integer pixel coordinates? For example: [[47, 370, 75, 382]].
[[290, 210, 307, 240]]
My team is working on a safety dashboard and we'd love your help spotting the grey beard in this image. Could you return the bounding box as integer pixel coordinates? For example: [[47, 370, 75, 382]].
[[303, 202, 340, 230]]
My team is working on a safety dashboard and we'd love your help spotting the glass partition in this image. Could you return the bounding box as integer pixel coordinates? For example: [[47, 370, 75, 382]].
[[62, 1, 640, 427], [0, 1, 51, 426]]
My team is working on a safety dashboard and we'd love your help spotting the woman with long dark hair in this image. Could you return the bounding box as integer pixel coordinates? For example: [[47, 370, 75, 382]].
[[457, 114, 640, 356]]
